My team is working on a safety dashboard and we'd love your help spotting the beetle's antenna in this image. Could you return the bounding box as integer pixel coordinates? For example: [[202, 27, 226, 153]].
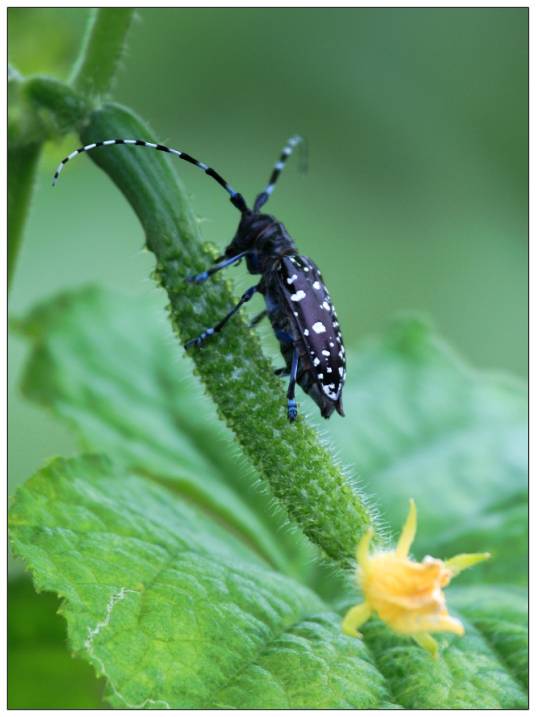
[[254, 135, 304, 212], [52, 138, 249, 213]]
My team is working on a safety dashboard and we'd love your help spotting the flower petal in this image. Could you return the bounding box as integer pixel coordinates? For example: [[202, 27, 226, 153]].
[[389, 609, 465, 636], [396, 498, 417, 558], [346, 500, 489, 658], [342, 602, 372, 638], [412, 632, 439, 659], [444, 552, 491, 576]]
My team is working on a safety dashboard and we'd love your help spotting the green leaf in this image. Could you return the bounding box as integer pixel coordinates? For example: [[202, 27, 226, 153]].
[[8, 578, 105, 708], [14, 285, 316, 579], [11, 290, 527, 706], [9, 455, 391, 709], [325, 316, 527, 584], [360, 592, 527, 709], [10, 454, 526, 708], [449, 585, 528, 690]]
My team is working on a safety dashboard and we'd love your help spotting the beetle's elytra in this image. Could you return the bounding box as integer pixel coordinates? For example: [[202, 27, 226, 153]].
[[54, 135, 346, 421]]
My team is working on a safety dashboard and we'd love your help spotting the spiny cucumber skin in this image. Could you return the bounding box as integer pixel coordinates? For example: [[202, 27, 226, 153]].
[[79, 102, 378, 567]]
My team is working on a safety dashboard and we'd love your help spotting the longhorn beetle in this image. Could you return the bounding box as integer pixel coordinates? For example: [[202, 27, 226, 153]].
[[53, 135, 346, 421]]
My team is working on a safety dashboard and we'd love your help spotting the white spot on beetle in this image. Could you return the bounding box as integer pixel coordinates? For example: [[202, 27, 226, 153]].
[[318, 373, 324, 379], [312, 281, 321, 290], [339, 367, 344, 377], [304, 329, 309, 336], [313, 357, 320, 366], [287, 274, 298, 284], [322, 301, 331, 311], [322, 349, 330, 356], [312, 321, 326, 334], [326, 367, 332, 373], [290, 290, 306, 302], [322, 385, 338, 399]]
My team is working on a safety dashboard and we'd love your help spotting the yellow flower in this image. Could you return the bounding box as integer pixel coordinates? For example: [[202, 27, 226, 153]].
[[342, 499, 490, 658]]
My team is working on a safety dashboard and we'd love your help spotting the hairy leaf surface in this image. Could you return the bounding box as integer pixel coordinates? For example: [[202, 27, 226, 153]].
[[10, 456, 391, 709], [11, 289, 527, 707], [10, 455, 526, 708]]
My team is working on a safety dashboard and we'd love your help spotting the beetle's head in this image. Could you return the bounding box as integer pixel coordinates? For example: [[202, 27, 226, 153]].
[[225, 211, 277, 256]]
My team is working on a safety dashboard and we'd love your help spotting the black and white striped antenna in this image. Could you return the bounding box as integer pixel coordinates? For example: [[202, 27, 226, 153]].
[[52, 138, 249, 213], [254, 135, 305, 211]]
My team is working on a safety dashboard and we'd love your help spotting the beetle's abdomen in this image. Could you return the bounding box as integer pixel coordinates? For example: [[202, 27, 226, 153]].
[[264, 255, 346, 418]]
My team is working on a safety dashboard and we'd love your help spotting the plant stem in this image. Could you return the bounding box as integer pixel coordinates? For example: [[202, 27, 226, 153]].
[[8, 142, 41, 289], [70, 8, 135, 99], [72, 102, 381, 568], [8, 5, 134, 290], [24, 77, 89, 135], [8, 67, 45, 290]]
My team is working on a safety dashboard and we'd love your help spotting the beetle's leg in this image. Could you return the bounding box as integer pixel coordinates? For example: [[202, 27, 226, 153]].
[[274, 367, 289, 376], [254, 135, 305, 211], [249, 309, 268, 328], [185, 284, 259, 348], [275, 329, 294, 343], [273, 331, 293, 378], [286, 347, 300, 422], [186, 251, 249, 284]]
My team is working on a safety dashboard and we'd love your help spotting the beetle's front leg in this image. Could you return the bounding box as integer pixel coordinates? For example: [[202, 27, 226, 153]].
[[185, 284, 259, 348], [186, 250, 248, 284], [249, 309, 268, 328], [286, 347, 300, 422]]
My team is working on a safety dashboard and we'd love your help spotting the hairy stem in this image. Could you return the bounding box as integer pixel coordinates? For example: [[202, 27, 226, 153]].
[[70, 8, 135, 99], [67, 102, 380, 568]]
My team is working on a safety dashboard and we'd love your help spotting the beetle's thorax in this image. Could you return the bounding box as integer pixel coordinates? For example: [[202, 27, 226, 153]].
[[225, 212, 297, 274]]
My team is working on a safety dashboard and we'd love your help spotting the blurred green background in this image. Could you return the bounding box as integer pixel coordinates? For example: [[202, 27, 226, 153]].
[[8, 7, 527, 706]]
